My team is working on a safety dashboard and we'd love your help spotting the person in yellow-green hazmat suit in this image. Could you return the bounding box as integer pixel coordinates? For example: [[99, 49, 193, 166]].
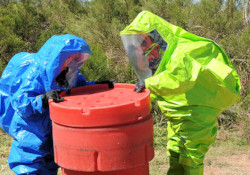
[[120, 11, 241, 175]]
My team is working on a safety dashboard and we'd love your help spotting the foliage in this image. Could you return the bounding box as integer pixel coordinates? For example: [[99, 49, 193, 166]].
[[0, 0, 249, 142], [81, 44, 116, 81], [0, 2, 249, 175]]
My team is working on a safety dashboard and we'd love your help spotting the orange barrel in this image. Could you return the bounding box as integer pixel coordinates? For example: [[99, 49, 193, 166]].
[[49, 83, 154, 175]]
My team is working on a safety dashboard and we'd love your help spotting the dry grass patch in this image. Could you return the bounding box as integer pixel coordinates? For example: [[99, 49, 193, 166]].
[[149, 149, 169, 175]]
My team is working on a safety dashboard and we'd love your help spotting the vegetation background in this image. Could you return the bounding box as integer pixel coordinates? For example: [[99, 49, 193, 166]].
[[0, 0, 249, 174]]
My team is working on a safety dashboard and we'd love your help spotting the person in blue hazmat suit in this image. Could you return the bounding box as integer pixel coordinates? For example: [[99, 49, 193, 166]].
[[0, 34, 113, 175]]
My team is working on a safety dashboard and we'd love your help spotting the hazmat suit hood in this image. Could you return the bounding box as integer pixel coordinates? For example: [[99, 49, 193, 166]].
[[121, 11, 241, 171], [37, 34, 91, 91]]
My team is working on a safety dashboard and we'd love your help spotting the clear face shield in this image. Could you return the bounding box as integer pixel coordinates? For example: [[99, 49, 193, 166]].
[[56, 52, 90, 89], [121, 31, 167, 81]]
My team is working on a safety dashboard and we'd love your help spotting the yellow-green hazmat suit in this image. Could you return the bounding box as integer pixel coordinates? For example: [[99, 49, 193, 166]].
[[120, 11, 241, 175]]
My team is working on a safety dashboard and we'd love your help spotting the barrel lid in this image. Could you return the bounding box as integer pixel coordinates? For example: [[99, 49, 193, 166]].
[[49, 83, 151, 127]]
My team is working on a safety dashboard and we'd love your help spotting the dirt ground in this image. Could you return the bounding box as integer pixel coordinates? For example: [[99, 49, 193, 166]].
[[204, 154, 250, 175], [150, 145, 250, 175]]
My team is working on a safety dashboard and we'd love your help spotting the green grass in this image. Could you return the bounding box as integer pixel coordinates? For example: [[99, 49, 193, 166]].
[[0, 130, 13, 175]]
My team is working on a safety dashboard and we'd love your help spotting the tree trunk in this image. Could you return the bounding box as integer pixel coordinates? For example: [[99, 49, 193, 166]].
[[243, 0, 249, 26]]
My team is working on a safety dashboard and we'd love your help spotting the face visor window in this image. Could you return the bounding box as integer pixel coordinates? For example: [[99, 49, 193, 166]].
[[56, 53, 90, 89], [121, 30, 167, 80]]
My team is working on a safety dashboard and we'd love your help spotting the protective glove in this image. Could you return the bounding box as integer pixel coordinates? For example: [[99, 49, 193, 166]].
[[134, 80, 145, 93], [42, 89, 64, 108], [95, 80, 115, 88]]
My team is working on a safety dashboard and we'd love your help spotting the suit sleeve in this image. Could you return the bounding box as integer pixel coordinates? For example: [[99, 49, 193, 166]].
[[10, 76, 46, 118], [76, 73, 96, 87]]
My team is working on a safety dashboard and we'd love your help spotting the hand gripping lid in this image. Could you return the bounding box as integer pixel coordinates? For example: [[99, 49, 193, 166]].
[[49, 83, 151, 127]]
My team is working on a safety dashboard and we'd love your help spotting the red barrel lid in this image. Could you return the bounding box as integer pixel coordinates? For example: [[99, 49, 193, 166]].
[[49, 83, 151, 127]]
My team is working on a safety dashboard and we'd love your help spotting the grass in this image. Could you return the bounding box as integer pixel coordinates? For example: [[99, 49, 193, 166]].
[[0, 130, 13, 175]]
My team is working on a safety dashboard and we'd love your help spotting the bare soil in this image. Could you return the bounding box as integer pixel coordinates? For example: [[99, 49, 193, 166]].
[[204, 153, 250, 175], [150, 145, 250, 175]]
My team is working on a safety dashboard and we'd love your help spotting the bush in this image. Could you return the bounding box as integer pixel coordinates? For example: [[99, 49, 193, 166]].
[[81, 44, 116, 81]]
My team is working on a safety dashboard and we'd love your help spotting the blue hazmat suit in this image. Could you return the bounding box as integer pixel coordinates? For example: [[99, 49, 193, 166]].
[[0, 34, 95, 175]]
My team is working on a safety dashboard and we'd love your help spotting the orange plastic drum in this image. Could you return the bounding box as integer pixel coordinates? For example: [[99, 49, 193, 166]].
[[49, 83, 154, 175]]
